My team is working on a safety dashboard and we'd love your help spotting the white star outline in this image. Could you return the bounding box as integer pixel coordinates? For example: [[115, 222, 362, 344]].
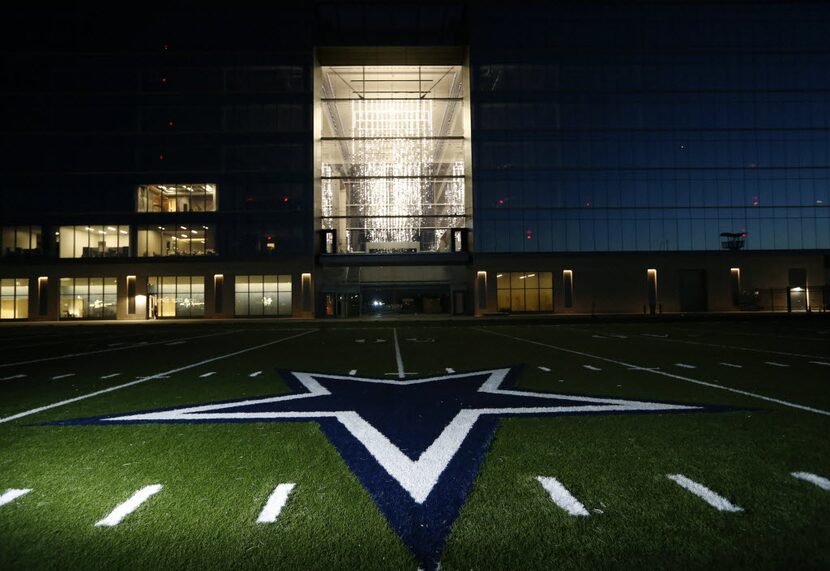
[[104, 368, 700, 504]]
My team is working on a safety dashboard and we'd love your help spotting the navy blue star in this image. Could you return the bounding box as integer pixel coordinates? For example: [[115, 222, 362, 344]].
[[49, 367, 720, 569]]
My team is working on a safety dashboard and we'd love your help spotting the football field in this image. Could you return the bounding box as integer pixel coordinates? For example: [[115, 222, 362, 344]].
[[0, 318, 828, 570]]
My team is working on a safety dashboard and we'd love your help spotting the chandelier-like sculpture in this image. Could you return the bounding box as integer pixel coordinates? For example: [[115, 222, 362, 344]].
[[350, 98, 433, 246], [320, 65, 466, 253]]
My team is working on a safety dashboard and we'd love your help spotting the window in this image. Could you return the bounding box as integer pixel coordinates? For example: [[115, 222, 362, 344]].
[[148, 276, 205, 318], [319, 65, 468, 253], [496, 272, 553, 312], [235, 275, 292, 316], [136, 184, 217, 212], [1, 278, 28, 319], [137, 225, 216, 256], [58, 226, 130, 258], [1, 226, 42, 257], [59, 277, 117, 320]]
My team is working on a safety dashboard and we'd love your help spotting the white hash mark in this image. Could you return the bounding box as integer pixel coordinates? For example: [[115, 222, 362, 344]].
[[536, 476, 589, 516], [95, 484, 163, 527], [667, 474, 743, 512], [256, 483, 296, 523]]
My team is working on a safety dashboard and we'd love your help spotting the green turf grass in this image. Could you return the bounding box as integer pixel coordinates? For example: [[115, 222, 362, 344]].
[[0, 319, 828, 569]]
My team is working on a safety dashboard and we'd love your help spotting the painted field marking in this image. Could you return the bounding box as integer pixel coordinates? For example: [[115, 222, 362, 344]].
[[446, 368, 455, 374], [165, 341, 187, 346], [0, 488, 31, 507], [642, 333, 668, 338], [349, 369, 357, 376], [791, 471, 830, 491], [609, 334, 628, 339], [100, 373, 120, 379], [406, 338, 435, 343], [355, 339, 366, 344], [51, 374, 75, 380], [636, 334, 827, 360], [538, 366, 551, 372], [809, 361, 830, 367], [374, 339, 387, 344], [627, 366, 660, 371], [591, 335, 608, 339], [0, 374, 26, 381], [249, 371, 263, 378], [477, 328, 830, 417], [764, 361, 789, 368], [675, 363, 696, 369], [199, 372, 216, 378], [536, 476, 589, 516], [95, 484, 163, 527], [666, 474, 743, 512], [583, 365, 601, 372], [720, 363, 742, 369], [256, 483, 296, 523], [0, 330, 318, 425], [393, 329, 405, 379], [0, 330, 237, 369]]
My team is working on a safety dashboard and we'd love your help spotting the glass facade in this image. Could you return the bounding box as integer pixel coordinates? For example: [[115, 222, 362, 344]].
[[59, 277, 117, 319], [137, 225, 216, 257], [320, 65, 467, 253], [234, 275, 292, 316], [136, 184, 217, 213], [0, 278, 28, 319], [496, 272, 554, 312], [1, 226, 42, 257], [470, 5, 830, 253], [58, 226, 130, 258], [148, 276, 205, 318]]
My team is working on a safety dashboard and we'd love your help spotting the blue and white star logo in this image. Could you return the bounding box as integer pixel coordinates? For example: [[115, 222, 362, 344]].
[[53, 368, 717, 568]]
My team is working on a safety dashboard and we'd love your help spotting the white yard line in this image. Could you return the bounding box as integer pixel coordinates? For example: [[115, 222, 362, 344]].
[[0, 330, 317, 424], [536, 476, 589, 516], [51, 374, 75, 380], [249, 371, 263, 377], [0, 330, 237, 369], [476, 328, 830, 417], [583, 365, 601, 371], [538, 366, 551, 372], [0, 374, 27, 381], [637, 334, 827, 360], [198, 372, 216, 378], [809, 361, 830, 367], [720, 363, 742, 369], [666, 474, 743, 512], [393, 328, 405, 379], [764, 361, 789, 368], [256, 483, 296, 523], [165, 341, 187, 346], [95, 484, 163, 527], [791, 471, 830, 491], [100, 373, 120, 379], [0, 488, 31, 507], [674, 363, 696, 369]]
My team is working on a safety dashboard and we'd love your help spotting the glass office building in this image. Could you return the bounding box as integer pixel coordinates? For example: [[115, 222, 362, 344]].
[[1, 3, 828, 319]]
